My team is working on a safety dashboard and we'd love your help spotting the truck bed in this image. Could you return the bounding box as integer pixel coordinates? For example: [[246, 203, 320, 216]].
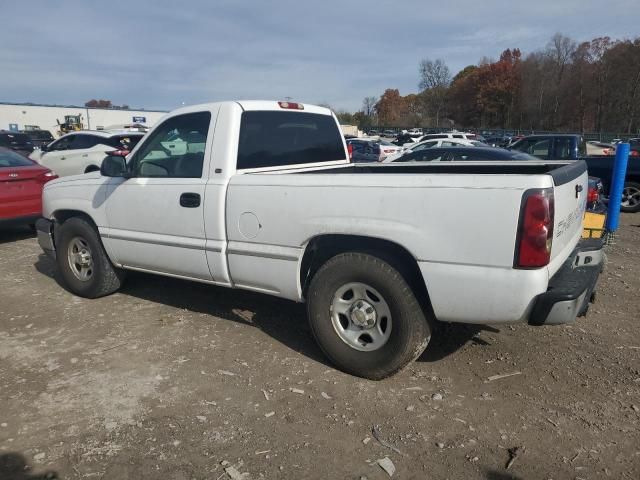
[[300, 160, 582, 182]]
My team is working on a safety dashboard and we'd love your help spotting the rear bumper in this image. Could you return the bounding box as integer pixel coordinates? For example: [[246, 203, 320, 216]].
[[528, 239, 605, 326], [36, 218, 56, 260]]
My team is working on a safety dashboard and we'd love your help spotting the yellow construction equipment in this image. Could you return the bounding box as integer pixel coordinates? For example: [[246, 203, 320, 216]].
[[56, 115, 83, 135]]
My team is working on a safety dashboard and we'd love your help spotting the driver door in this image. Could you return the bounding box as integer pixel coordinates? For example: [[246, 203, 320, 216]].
[[102, 109, 217, 280]]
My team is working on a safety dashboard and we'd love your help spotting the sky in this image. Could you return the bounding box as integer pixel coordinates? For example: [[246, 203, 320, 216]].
[[1, 0, 638, 112]]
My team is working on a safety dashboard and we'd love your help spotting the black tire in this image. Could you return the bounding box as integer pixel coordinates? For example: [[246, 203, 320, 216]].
[[84, 165, 99, 173], [307, 252, 432, 380], [620, 181, 640, 213], [55, 217, 125, 298]]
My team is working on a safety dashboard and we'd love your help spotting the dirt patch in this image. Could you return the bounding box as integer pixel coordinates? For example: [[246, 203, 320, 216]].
[[0, 216, 639, 479]]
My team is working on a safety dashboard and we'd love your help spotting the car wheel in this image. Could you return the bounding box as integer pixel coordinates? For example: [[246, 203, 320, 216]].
[[56, 217, 125, 298], [620, 181, 640, 213], [307, 252, 432, 380], [84, 165, 99, 173]]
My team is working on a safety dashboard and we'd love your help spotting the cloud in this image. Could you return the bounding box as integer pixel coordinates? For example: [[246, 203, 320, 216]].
[[0, 0, 637, 111]]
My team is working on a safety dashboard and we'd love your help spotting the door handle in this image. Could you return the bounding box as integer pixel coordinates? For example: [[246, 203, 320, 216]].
[[60, 156, 66, 160], [82, 154, 88, 157], [180, 192, 201, 208]]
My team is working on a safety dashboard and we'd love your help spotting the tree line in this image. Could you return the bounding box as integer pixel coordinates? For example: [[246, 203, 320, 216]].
[[336, 34, 640, 134]]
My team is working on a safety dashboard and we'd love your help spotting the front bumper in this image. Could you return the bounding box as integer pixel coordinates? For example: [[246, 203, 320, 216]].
[[528, 238, 605, 325], [36, 218, 56, 260]]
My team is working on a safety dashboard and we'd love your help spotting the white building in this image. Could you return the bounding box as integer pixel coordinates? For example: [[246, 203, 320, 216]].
[[0, 102, 167, 137]]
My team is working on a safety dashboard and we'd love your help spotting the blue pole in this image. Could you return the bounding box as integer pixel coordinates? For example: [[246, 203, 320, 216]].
[[606, 142, 630, 232]]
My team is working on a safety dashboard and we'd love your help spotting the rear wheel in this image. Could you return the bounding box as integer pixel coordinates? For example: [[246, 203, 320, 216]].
[[307, 252, 431, 380], [620, 181, 640, 213], [56, 217, 125, 298]]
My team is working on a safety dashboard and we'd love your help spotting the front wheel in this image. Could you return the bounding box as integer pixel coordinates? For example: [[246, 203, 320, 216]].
[[56, 217, 125, 298], [307, 252, 432, 380]]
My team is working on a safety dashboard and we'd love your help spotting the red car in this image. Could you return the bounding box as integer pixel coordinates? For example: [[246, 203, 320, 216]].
[[0, 147, 58, 227]]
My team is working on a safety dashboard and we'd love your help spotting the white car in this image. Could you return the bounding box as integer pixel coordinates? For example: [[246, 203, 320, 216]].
[[386, 137, 481, 162], [35, 100, 603, 380], [418, 132, 478, 142], [30, 131, 144, 177]]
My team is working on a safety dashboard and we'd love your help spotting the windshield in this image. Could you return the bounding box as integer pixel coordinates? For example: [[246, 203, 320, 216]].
[[378, 139, 395, 146], [0, 148, 34, 167]]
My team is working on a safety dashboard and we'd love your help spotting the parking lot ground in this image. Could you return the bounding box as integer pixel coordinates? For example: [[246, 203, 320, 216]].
[[1, 216, 639, 480]]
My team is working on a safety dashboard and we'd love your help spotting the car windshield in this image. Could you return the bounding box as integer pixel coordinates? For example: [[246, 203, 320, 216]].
[[112, 135, 144, 150], [378, 139, 395, 146], [508, 151, 540, 160], [0, 133, 32, 145], [26, 131, 54, 141], [0, 148, 34, 167]]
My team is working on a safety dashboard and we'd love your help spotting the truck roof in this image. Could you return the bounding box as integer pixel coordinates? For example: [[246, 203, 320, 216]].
[[168, 100, 333, 117], [524, 134, 580, 138]]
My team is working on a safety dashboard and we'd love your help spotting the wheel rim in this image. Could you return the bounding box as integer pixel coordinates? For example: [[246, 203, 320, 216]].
[[621, 185, 640, 208], [67, 236, 94, 281], [330, 282, 392, 351]]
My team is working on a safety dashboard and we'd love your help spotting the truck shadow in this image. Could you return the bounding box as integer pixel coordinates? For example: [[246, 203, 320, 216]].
[[34, 254, 496, 370], [0, 225, 36, 245], [418, 323, 499, 362], [0, 452, 58, 479], [34, 254, 328, 367]]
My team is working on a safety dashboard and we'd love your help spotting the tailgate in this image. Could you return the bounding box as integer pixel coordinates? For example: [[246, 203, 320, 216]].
[[549, 161, 588, 276]]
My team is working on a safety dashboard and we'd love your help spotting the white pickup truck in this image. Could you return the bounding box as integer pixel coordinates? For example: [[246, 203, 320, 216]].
[[36, 100, 604, 379]]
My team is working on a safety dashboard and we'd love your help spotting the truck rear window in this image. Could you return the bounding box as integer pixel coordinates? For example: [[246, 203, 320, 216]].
[[237, 111, 346, 169]]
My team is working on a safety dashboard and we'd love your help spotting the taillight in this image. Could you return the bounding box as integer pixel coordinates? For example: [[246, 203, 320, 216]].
[[38, 170, 58, 183], [602, 148, 613, 155], [630, 150, 639, 157], [347, 143, 353, 160], [515, 189, 554, 268], [278, 101, 304, 110], [383, 149, 395, 154], [107, 149, 130, 157], [587, 186, 599, 203]]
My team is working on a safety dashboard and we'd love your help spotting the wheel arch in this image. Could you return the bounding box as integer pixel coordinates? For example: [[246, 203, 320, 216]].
[[299, 234, 434, 317], [49, 209, 108, 259], [51, 209, 98, 229]]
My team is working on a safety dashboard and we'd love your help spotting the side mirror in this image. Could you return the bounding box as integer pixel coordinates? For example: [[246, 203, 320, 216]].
[[40, 144, 49, 152], [100, 155, 129, 177]]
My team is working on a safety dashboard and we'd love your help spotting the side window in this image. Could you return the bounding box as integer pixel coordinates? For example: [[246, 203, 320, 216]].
[[452, 134, 463, 139], [49, 136, 74, 151], [451, 152, 471, 161], [71, 135, 101, 150], [441, 141, 457, 147], [416, 150, 445, 162], [453, 151, 493, 160], [130, 111, 211, 178]]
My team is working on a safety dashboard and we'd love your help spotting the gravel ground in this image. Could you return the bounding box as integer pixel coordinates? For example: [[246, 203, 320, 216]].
[[0, 214, 639, 480]]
